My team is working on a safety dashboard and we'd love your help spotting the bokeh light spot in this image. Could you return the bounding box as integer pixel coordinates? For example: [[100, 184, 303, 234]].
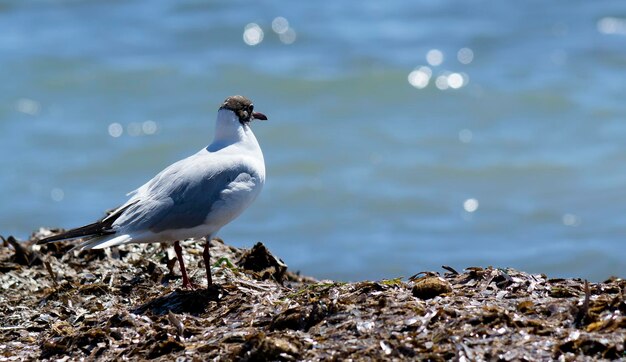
[[272, 17, 289, 34], [51, 188, 64, 202], [408, 66, 432, 89], [457, 48, 474, 64], [447, 72, 464, 89], [16, 98, 41, 115], [459, 129, 473, 143], [426, 49, 444, 66], [279, 28, 297, 44], [142, 120, 157, 135], [562, 213, 581, 227], [108, 122, 123, 138], [435, 75, 449, 90], [243, 23, 264, 46], [463, 198, 479, 213], [597, 17, 626, 35]]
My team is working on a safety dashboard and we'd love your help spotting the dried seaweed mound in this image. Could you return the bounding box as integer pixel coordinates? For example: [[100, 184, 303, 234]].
[[0, 230, 624, 360]]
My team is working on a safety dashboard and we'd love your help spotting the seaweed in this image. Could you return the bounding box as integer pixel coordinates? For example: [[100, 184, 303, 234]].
[[0, 230, 624, 360]]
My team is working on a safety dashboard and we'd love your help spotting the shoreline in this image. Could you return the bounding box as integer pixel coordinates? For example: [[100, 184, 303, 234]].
[[0, 229, 624, 360]]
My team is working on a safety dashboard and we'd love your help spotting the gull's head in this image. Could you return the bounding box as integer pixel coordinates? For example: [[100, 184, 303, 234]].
[[219, 95, 268, 125]]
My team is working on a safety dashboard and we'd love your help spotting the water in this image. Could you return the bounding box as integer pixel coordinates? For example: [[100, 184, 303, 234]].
[[1, 0, 625, 282]]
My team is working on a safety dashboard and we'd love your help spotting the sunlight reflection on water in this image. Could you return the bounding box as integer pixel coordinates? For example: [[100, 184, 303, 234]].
[[1, 1, 625, 282]]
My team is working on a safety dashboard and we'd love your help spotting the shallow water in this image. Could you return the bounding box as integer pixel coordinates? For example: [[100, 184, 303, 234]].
[[1, 1, 625, 281]]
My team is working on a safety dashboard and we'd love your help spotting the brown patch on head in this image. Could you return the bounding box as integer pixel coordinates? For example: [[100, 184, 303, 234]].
[[220, 95, 255, 124]]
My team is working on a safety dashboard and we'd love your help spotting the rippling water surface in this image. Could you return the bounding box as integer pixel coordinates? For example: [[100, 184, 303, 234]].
[[1, 1, 625, 281]]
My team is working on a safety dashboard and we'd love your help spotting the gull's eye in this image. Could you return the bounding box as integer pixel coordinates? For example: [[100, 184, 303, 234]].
[[249, 105, 254, 112]]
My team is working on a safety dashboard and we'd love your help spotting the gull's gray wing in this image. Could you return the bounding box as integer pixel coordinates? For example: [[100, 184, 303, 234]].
[[115, 155, 258, 233]]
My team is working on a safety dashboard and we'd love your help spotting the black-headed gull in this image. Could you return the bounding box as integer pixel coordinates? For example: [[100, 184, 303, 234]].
[[38, 95, 268, 288]]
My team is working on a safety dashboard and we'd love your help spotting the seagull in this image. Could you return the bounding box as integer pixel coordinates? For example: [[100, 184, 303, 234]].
[[37, 95, 268, 288]]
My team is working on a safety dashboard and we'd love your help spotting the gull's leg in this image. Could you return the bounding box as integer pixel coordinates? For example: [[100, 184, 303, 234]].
[[174, 241, 196, 289], [203, 236, 213, 287]]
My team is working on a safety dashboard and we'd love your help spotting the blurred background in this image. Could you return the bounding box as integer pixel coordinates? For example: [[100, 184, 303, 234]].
[[1, 1, 625, 281]]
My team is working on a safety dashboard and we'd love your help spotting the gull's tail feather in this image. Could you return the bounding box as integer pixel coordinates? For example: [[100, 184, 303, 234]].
[[37, 202, 136, 245], [75, 234, 133, 250], [36, 221, 116, 244]]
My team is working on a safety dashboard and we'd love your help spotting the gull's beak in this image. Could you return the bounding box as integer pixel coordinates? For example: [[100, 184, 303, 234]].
[[252, 112, 268, 121]]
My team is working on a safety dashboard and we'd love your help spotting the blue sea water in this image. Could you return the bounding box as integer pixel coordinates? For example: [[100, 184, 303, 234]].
[[1, 0, 625, 281]]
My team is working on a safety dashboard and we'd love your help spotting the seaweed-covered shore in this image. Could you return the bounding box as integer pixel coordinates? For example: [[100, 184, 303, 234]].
[[1, 229, 624, 361]]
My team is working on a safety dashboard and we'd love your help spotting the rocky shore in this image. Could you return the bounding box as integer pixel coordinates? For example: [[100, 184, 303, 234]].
[[1, 229, 624, 360]]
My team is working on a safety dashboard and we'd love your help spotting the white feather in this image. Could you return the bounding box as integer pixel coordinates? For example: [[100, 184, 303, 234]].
[[76, 234, 133, 250]]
